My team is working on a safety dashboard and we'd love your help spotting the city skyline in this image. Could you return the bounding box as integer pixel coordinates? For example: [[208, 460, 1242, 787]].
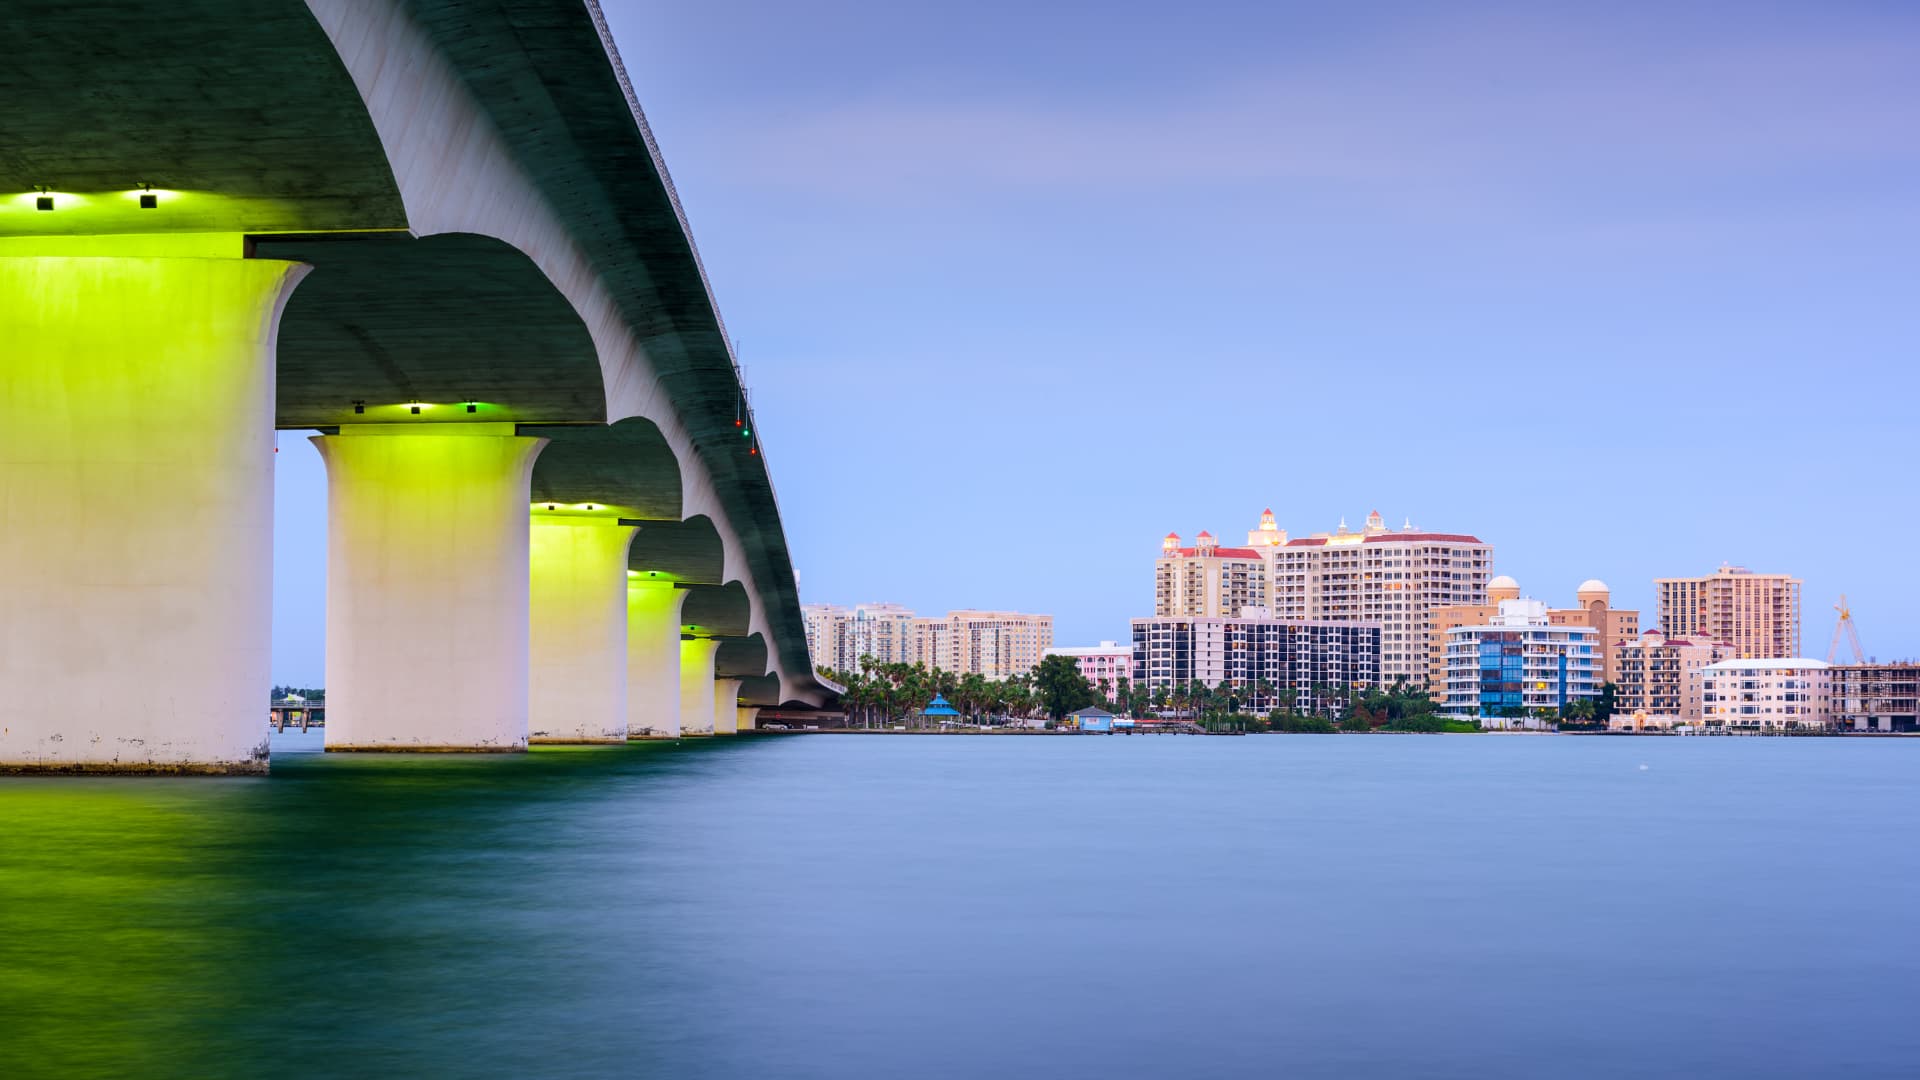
[[269, 1, 1920, 682]]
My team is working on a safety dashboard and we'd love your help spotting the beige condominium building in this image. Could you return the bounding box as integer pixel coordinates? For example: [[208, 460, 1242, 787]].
[[910, 610, 1054, 679], [1610, 631, 1730, 729], [1269, 510, 1492, 690], [1155, 529, 1268, 617], [1657, 565, 1802, 660]]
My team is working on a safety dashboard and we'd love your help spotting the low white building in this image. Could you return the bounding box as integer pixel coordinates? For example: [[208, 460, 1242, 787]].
[[1700, 658, 1832, 731], [1443, 599, 1600, 729]]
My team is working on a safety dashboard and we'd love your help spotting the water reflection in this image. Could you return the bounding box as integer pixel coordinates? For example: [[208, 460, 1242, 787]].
[[0, 739, 753, 1079]]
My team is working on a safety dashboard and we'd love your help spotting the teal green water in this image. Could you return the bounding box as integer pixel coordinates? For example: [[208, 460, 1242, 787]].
[[2, 734, 1917, 1078]]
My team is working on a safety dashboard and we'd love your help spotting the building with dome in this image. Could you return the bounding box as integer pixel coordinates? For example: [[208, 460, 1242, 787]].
[[1428, 578, 1638, 692], [1441, 599, 1601, 726]]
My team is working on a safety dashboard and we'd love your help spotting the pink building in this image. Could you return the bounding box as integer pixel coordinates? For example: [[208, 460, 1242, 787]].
[[1045, 642, 1135, 700]]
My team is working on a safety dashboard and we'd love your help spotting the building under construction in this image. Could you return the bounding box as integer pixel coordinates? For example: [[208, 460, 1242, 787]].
[[1829, 664, 1920, 733]]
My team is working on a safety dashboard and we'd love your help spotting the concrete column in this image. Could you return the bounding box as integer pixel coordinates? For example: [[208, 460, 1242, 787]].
[[528, 518, 638, 743], [737, 707, 762, 732], [626, 581, 689, 737], [679, 638, 720, 735], [712, 678, 742, 735], [313, 423, 547, 752], [0, 239, 306, 773]]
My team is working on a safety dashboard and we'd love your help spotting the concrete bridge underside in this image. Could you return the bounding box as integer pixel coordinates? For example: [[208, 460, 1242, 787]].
[[0, 0, 833, 771]]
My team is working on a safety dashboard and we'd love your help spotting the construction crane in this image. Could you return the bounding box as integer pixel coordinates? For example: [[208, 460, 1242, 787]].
[[1827, 595, 1865, 664]]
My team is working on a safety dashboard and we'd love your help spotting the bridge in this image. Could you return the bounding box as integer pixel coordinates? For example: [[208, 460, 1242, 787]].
[[0, 1, 837, 772]]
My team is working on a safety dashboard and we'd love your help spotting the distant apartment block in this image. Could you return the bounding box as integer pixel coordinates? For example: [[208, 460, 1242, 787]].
[[1429, 577, 1638, 691], [910, 610, 1054, 679], [1700, 658, 1831, 731], [1829, 663, 1920, 733], [1441, 599, 1600, 727], [1045, 642, 1135, 700], [805, 604, 1054, 678], [1131, 612, 1381, 717], [1657, 565, 1802, 660]]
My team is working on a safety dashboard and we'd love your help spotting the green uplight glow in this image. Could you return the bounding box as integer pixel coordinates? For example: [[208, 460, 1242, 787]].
[[530, 501, 639, 522], [0, 189, 323, 238]]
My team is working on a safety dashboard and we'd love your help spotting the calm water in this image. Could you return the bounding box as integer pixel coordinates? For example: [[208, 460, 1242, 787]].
[[2, 733, 1916, 1078]]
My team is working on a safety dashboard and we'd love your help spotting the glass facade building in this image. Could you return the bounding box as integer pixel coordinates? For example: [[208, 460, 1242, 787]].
[[1443, 600, 1599, 727]]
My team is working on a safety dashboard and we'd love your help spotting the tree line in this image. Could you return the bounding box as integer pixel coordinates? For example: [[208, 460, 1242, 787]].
[[820, 655, 1616, 734]]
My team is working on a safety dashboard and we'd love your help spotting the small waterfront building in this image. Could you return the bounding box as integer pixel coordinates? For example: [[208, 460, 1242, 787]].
[[1442, 599, 1599, 728], [1699, 659, 1831, 731], [1829, 663, 1920, 733], [1069, 706, 1116, 733]]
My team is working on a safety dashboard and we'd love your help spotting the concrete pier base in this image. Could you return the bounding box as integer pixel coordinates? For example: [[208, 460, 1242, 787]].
[[0, 239, 306, 773], [528, 519, 638, 743], [314, 424, 547, 752], [712, 678, 742, 735], [737, 707, 762, 732], [679, 638, 720, 735], [626, 581, 689, 737]]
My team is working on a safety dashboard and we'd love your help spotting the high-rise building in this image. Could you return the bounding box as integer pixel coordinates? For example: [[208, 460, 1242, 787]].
[[1044, 642, 1135, 700], [1269, 510, 1492, 690], [1613, 631, 1730, 725], [1428, 577, 1638, 691], [801, 602, 917, 675], [910, 610, 1054, 678], [1131, 613, 1380, 717], [1155, 529, 1268, 617], [1441, 599, 1600, 727], [1700, 659, 1831, 731], [1656, 565, 1802, 660], [1829, 663, 1920, 733]]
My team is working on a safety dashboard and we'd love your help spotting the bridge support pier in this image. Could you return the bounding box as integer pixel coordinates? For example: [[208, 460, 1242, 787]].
[[626, 581, 689, 737], [529, 519, 638, 743], [737, 707, 762, 732], [0, 241, 305, 773], [679, 638, 720, 735], [314, 424, 547, 752], [712, 678, 742, 735]]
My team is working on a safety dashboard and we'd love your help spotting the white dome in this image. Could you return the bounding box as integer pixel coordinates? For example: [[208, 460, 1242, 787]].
[[1577, 578, 1610, 596], [1487, 575, 1520, 591]]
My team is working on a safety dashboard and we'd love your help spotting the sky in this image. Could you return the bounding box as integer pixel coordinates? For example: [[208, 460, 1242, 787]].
[[270, 0, 1920, 684]]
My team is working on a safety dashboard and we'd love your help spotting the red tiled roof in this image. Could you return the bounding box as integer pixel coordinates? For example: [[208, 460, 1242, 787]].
[[1171, 547, 1262, 559], [1283, 533, 1484, 548], [1367, 533, 1483, 544]]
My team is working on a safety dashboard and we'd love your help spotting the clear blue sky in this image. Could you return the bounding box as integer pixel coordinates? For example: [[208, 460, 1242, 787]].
[[271, 0, 1920, 684]]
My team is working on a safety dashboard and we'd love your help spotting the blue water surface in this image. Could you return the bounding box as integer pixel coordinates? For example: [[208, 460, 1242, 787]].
[[2, 733, 1915, 1078]]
